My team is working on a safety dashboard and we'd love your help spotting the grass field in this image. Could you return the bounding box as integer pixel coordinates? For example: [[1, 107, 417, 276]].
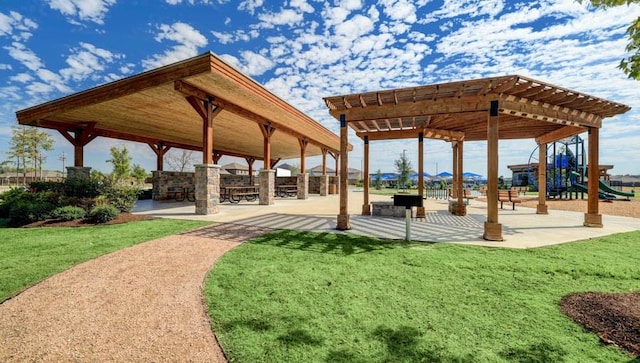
[[0, 219, 210, 301], [205, 230, 640, 362]]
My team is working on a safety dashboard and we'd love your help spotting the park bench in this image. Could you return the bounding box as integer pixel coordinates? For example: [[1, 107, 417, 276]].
[[498, 189, 522, 210]]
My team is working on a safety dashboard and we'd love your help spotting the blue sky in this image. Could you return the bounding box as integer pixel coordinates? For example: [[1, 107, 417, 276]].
[[1, 0, 639, 177]]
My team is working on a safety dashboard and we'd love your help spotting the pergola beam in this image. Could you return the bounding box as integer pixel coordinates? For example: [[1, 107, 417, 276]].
[[535, 125, 586, 145], [356, 128, 465, 141], [500, 97, 602, 128]]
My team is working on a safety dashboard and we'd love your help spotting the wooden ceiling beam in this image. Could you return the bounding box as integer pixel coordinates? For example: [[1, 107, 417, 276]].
[[175, 80, 344, 153], [356, 127, 464, 141], [499, 98, 602, 128], [331, 94, 496, 122], [535, 126, 586, 145]]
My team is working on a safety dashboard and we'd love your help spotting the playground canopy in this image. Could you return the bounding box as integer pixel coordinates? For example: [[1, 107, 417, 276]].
[[324, 75, 631, 241]]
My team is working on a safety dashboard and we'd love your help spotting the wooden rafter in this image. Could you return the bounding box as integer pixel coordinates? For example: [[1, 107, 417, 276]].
[[535, 125, 586, 145], [356, 127, 464, 141], [499, 97, 602, 128]]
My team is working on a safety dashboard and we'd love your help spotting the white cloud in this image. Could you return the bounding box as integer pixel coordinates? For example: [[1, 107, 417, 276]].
[[9, 72, 32, 83], [238, 0, 264, 15], [0, 11, 38, 41], [60, 42, 123, 82], [4, 42, 43, 71], [378, 0, 417, 23], [45, 0, 117, 25], [238, 50, 274, 76], [258, 8, 305, 28], [142, 22, 208, 69], [0, 64, 12, 70]]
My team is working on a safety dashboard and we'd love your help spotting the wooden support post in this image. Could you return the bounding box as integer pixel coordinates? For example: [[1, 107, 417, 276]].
[[584, 127, 602, 227], [452, 141, 458, 197], [321, 148, 328, 175], [416, 132, 426, 219], [212, 151, 223, 164], [245, 156, 255, 184], [484, 100, 503, 241], [57, 125, 98, 167], [148, 142, 171, 171], [537, 143, 548, 214], [337, 114, 351, 230], [456, 140, 466, 216], [299, 137, 308, 173], [203, 98, 215, 164], [260, 123, 275, 170], [362, 135, 371, 215]]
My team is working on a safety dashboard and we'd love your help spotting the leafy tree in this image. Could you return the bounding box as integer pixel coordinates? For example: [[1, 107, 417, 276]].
[[106, 146, 132, 184], [6, 126, 54, 182], [131, 164, 148, 184], [375, 169, 383, 190], [166, 149, 196, 172], [394, 153, 412, 191], [579, 0, 640, 79]]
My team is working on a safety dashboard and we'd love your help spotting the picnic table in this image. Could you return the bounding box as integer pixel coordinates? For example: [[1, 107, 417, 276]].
[[276, 184, 297, 198], [222, 185, 259, 203], [168, 187, 195, 202]]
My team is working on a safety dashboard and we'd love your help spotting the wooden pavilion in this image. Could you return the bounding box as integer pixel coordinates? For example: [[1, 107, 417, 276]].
[[16, 52, 347, 214], [324, 75, 630, 241]]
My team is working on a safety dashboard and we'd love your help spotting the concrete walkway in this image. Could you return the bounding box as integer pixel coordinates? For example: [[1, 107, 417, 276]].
[[134, 190, 640, 248]]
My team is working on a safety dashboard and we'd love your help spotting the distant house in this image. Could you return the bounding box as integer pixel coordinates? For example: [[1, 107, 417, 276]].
[[0, 170, 63, 185], [221, 162, 249, 175], [307, 165, 336, 176]]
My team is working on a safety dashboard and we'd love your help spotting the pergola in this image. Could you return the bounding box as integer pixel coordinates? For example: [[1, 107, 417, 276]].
[[16, 52, 347, 214], [324, 75, 631, 241]]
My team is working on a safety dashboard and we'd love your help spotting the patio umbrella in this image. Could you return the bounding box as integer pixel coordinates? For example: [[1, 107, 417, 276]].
[[436, 171, 453, 178]]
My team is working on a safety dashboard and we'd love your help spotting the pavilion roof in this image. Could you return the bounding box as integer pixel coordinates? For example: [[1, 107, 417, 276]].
[[323, 75, 631, 144], [16, 52, 346, 162]]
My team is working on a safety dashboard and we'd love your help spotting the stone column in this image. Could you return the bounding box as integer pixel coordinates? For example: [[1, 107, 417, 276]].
[[319, 174, 329, 196], [297, 173, 309, 200], [259, 169, 275, 205], [195, 164, 220, 215], [66, 166, 91, 180]]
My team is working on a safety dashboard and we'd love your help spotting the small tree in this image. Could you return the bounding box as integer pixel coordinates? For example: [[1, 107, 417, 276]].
[[131, 164, 148, 184], [375, 169, 383, 190], [106, 146, 132, 185], [394, 153, 412, 191]]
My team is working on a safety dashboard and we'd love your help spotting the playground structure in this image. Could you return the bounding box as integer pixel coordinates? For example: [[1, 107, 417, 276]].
[[527, 135, 634, 200]]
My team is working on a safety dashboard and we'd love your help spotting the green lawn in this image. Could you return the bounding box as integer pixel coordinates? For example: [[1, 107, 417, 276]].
[[205, 230, 640, 362], [0, 219, 210, 301]]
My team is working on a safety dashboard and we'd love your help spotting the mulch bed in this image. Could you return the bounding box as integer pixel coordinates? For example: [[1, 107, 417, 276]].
[[23, 213, 155, 228], [560, 292, 640, 358]]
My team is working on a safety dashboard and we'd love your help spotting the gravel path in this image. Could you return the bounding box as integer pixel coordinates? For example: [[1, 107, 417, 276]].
[[0, 223, 271, 362]]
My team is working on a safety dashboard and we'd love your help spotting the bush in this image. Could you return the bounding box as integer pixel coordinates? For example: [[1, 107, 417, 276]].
[[104, 185, 141, 212], [29, 181, 65, 193], [87, 205, 120, 224], [50, 206, 86, 221], [64, 178, 104, 198], [3, 190, 64, 226], [0, 187, 27, 218]]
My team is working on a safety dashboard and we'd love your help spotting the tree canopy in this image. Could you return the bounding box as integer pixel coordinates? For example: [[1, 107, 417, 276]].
[[581, 0, 640, 79], [394, 152, 412, 190]]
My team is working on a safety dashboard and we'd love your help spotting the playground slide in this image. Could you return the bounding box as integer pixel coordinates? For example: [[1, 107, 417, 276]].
[[598, 180, 635, 198], [570, 183, 619, 200]]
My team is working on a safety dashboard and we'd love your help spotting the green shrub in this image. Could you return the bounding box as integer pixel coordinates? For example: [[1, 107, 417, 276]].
[[0, 187, 27, 218], [50, 206, 86, 221], [29, 181, 65, 193], [87, 205, 120, 223], [64, 178, 104, 198], [3, 190, 64, 226], [104, 185, 141, 212]]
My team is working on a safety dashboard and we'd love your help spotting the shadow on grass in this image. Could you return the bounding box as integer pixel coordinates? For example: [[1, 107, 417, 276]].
[[499, 342, 568, 363], [248, 229, 429, 256], [326, 325, 475, 363]]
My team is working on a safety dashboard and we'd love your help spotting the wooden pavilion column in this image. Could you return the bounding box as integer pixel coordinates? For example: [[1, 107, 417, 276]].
[[192, 96, 223, 215], [362, 135, 370, 215], [57, 125, 97, 179], [455, 140, 466, 216], [148, 142, 171, 171], [484, 100, 503, 241], [337, 114, 351, 230], [536, 143, 548, 214], [584, 127, 602, 227], [320, 148, 330, 196], [416, 132, 426, 219], [260, 123, 276, 169], [245, 156, 255, 185], [299, 137, 308, 173]]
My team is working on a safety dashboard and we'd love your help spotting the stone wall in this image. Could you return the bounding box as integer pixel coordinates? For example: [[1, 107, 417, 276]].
[[221, 174, 254, 186], [151, 171, 195, 200], [371, 201, 409, 217], [275, 176, 297, 186]]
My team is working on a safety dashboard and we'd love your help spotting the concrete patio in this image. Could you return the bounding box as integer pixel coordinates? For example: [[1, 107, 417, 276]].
[[133, 190, 640, 249]]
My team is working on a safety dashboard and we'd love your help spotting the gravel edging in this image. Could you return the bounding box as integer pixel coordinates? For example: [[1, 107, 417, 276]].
[[0, 223, 271, 362]]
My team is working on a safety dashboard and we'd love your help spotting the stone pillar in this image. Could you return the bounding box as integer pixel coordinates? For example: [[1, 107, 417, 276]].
[[66, 166, 91, 180], [195, 164, 220, 215], [297, 173, 309, 200], [319, 174, 329, 196], [259, 169, 275, 205]]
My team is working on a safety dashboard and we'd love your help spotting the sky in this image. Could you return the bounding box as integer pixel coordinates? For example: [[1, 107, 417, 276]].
[[1, 0, 639, 178]]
